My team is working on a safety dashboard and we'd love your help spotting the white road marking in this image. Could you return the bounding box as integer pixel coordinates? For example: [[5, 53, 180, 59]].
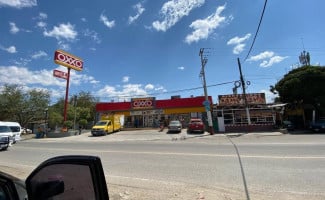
[[12, 146, 325, 160]]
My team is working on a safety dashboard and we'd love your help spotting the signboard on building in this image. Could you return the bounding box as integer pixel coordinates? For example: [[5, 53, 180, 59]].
[[130, 109, 163, 116], [54, 50, 83, 71], [131, 97, 156, 109], [218, 93, 266, 106], [53, 69, 68, 80]]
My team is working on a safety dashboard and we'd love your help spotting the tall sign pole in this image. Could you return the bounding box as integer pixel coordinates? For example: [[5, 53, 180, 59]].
[[54, 50, 83, 123], [63, 68, 71, 122], [199, 48, 214, 134]]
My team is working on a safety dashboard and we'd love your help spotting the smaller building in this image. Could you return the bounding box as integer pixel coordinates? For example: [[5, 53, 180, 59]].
[[96, 96, 213, 128], [214, 93, 276, 132]]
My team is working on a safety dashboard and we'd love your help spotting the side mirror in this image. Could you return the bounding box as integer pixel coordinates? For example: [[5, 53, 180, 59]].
[[26, 155, 109, 200]]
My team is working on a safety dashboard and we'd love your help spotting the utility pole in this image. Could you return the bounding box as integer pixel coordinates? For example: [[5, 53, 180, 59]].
[[199, 48, 214, 134], [237, 58, 251, 125]]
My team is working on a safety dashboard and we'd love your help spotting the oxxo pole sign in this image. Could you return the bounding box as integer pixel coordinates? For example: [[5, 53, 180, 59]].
[[54, 50, 83, 71], [53, 50, 83, 123]]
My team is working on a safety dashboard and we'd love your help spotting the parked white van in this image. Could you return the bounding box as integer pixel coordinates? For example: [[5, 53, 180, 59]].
[[3, 121, 22, 142], [0, 121, 14, 146]]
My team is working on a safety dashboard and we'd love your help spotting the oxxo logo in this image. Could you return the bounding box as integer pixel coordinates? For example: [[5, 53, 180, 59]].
[[132, 99, 154, 108], [54, 50, 83, 71]]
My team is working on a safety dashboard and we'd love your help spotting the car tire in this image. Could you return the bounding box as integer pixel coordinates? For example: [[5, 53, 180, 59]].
[[1, 146, 8, 151]]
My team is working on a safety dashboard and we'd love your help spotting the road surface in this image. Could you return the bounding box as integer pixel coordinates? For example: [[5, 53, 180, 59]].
[[1, 130, 325, 199]]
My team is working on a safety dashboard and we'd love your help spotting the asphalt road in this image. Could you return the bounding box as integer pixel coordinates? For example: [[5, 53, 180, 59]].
[[1, 130, 325, 200]]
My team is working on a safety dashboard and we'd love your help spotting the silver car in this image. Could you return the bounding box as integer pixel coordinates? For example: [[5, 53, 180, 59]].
[[167, 120, 182, 133]]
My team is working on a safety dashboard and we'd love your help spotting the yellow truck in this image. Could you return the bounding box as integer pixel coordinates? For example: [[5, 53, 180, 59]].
[[91, 114, 123, 136]]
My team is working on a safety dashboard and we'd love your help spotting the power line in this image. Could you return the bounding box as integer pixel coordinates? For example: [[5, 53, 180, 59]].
[[244, 0, 268, 61]]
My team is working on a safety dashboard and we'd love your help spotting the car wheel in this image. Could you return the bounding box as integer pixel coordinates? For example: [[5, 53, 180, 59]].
[[1, 146, 8, 151]]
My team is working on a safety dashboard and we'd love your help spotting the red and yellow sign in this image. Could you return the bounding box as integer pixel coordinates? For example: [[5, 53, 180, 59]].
[[131, 97, 155, 110], [53, 69, 68, 80], [54, 50, 83, 71], [219, 93, 266, 106]]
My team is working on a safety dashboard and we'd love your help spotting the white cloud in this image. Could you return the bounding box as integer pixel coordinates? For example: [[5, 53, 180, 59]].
[[100, 14, 115, 28], [232, 43, 245, 54], [0, 0, 37, 8], [0, 45, 17, 53], [260, 55, 288, 68], [9, 22, 19, 34], [145, 84, 154, 90], [185, 5, 227, 44], [43, 23, 77, 41], [58, 41, 71, 51], [96, 84, 147, 99], [178, 66, 185, 70], [248, 51, 288, 68], [11, 58, 31, 66], [152, 0, 205, 32], [122, 76, 130, 83], [0, 66, 65, 87], [247, 51, 274, 61], [128, 2, 145, 24], [226, 33, 251, 54], [83, 29, 101, 44], [31, 51, 48, 59], [0, 65, 100, 88], [0, 65, 100, 100], [96, 83, 166, 101], [37, 21, 47, 28], [39, 12, 47, 19], [260, 89, 278, 103], [81, 18, 87, 22], [154, 85, 167, 92], [35, 13, 48, 28]]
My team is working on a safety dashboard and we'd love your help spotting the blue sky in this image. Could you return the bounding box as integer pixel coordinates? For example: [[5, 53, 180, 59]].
[[0, 0, 324, 104]]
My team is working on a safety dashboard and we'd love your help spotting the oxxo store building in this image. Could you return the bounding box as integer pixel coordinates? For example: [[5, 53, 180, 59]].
[[95, 96, 213, 128]]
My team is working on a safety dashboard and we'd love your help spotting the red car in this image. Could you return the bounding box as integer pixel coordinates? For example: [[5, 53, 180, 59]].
[[187, 118, 205, 133]]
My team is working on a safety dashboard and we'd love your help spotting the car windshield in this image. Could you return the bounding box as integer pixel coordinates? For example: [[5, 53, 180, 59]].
[[169, 121, 180, 125], [9, 126, 20, 132], [95, 121, 107, 126], [1, 1, 325, 200], [0, 126, 11, 133]]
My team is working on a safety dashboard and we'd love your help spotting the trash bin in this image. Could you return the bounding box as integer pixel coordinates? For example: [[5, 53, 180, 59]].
[[213, 119, 219, 132]]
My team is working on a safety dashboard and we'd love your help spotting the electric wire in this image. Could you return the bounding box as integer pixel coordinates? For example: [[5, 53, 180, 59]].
[[243, 0, 268, 61]]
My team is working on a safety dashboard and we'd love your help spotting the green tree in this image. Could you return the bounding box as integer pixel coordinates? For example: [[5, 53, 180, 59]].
[[63, 120, 73, 129], [0, 84, 50, 127], [48, 91, 98, 129], [74, 91, 97, 122], [272, 65, 325, 116], [78, 119, 88, 128]]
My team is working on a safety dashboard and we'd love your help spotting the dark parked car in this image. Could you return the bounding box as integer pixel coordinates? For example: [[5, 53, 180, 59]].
[[187, 118, 205, 133], [310, 120, 325, 133], [283, 120, 294, 131], [168, 120, 182, 133]]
